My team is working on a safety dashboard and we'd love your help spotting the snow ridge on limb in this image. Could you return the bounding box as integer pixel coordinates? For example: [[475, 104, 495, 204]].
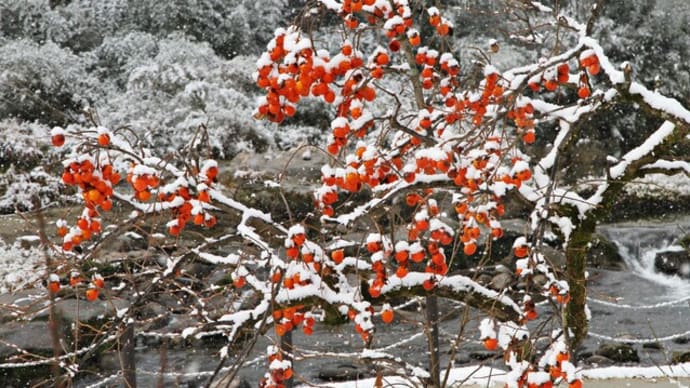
[[382, 273, 522, 321], [610, 121, 676, 179]]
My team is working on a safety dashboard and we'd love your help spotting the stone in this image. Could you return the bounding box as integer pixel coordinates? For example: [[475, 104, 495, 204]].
[[671, 350, 690, 364], [30, 297, 129, 324], [317, 363, 370, 381], [583, 354, 616, 366], [654, 247, 690, 277], [17, 235, 41, 250], [476, 273, 493, 286], [541, 245, 567, 268], [0, 321, 55, 358], [0, 289, 44, 322], [226, 149, 328, 190], [107, 231, 150, 252], [532, 273, 548, 288], [468, 351, 495, 361], [488, 272, 513, 291], [454, 354, 472, 364], [587, 234, 626, 271], [596, 343, 640, 363], [642, 342, 663, 351], [673, 336, 690, 345], [575, 350, 593, 361]]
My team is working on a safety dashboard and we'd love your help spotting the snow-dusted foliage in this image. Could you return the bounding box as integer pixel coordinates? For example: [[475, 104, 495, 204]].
[[0, 166, 63, 213], [96, 36, 274, 157], [598, 0, 690, 101], [0, 39, 94, 126], [0, 0, 307, 215], [0, 239, 46, 294], [0, 120, 66, 212], [0, 0, 287, 57]]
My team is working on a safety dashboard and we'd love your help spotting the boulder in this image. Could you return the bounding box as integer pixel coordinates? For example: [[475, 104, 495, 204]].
[[27, 297, 130, 324], [469, 351, 495, 361], [587, 234, 626, 271], [673, 336, 690, 345], [642, 342, 663, 351], [583, 354, 616, 366], [654, 246, 690, 277], [226, 149, 328, 190], [220, 149, 329, 224], [317, 363, 371, 381], [671, 350, 690, 364], [596, 343, 639, 363], [17, 235, 41, 250], [488, 272, 514, 291], [0, 321, 55, 359]]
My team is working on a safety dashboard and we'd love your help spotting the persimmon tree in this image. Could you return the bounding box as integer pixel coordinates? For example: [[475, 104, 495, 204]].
[[5, 1, 690, 388]]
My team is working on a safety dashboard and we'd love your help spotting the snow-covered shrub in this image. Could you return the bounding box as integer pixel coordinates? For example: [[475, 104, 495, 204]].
[[598, 0, 690, 101], [88, 32, 160, 87], [0, 39, 95, 126], [0, 121, 69, 213], [96, 37, 275, 158], [0, 121, 51, 172], [0, 166, 64, 213], [0, 0, 128, 52], [117, 0, 288, 58], [0, 239, 46, 294]]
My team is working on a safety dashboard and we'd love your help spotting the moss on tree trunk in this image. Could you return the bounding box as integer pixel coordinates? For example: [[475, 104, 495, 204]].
[[564, 216, 594, 349], [563, 181, 626, 349]]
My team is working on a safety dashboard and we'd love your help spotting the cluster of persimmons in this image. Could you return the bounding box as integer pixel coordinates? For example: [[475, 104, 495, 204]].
[[251, 0, 595, 387], [44, 0, 600, 386], [50, 128, 219, 302]]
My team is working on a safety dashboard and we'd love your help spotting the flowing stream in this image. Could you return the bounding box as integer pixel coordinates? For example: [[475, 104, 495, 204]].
[[584, 217, 690, 362], [597, 217, 690, 300]]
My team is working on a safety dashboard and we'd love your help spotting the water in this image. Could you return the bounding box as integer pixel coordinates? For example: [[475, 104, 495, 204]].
[[585, 217, 690, 364], [598, 216, 690, 301]]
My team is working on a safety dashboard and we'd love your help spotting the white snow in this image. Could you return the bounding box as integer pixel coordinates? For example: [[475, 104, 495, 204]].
[[610, 121, 676, 179]]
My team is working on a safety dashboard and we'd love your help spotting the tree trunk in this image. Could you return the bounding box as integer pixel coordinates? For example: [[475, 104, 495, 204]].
[[120, 322, 137, 388], [425, 296, 441, 387], [563, 179, 627, 349], [157, 338, 167, 388], [35, 200, 66, 388], [48, 301, 65, 387], [564, 216, 595, 349]]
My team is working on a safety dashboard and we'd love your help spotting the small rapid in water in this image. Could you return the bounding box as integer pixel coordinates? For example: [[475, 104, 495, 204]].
[[597, 216, 690, 302], [584, 217, 690, 366]]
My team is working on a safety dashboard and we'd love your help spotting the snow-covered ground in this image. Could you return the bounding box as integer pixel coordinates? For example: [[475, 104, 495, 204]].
[[303, 364, 690, 388], [626, 173, 690, 198]]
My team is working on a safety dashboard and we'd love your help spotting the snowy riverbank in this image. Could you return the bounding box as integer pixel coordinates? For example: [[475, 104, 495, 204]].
[[305, 364, 690, 388]]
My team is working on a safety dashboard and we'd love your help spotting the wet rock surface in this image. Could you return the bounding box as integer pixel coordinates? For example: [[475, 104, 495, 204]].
[[587, 233, 627, 270], [672, 350, 690, 364], [582, 354, 616, 367], [0, 321, 55, 359], [596, 343, 640, 363], [317, 363, 373, 381], [654, 247, 690, 277]]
